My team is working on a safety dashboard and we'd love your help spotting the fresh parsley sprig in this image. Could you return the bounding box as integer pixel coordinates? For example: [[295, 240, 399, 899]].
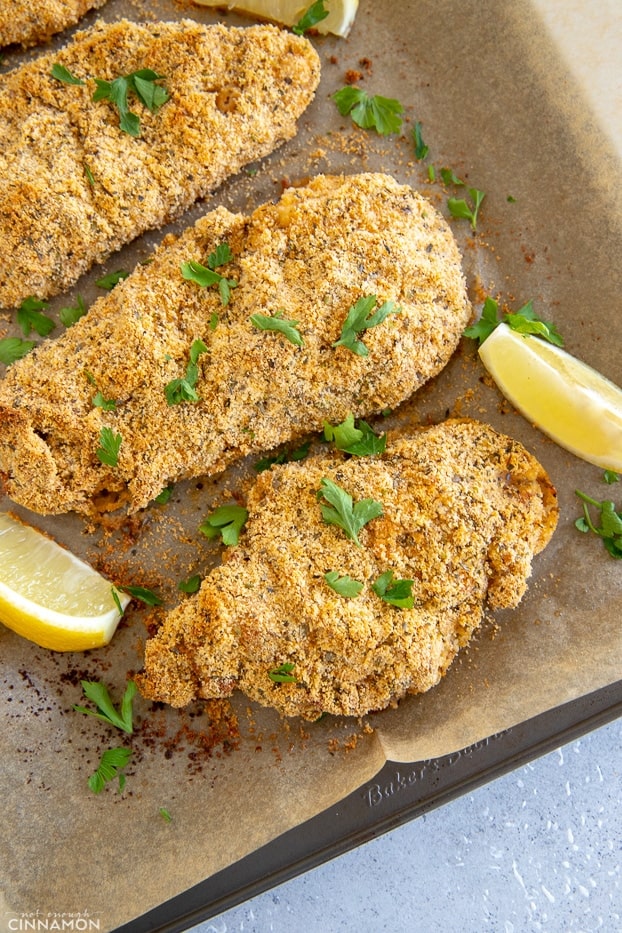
[[73, 679, 136, 734], [165, 339, 209, 406], [332, 87, 404, 136], [575, 489, 622, 559], [250, 310, 304, 347], [333, 295, 401, 357], [323, 413, 386, 456], [293, 0, 329, 35], [88, 747, 132, 794], [463, 296, 564, 347], [200, 504, 249, 546], [317, 478, 383, 547]]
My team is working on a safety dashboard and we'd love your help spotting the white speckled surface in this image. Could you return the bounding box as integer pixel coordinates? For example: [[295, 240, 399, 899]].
[[188, 2, 622, 929], [191, 721, 622, 931]]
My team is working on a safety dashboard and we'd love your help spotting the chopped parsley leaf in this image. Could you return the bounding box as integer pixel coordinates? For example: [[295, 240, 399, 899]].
[[181, 243, 238, 306], [333, 295, 401, 357], [73, 679, 136, 733], [255, 440, 310, 472], [440, 167, 464, 186], [268, 662, 297, 684], [575, 490, 622, 559], [323, 413, 386, 456], [317, 477, 383, 547], [92, 390, 117, 412], [88, 747, 132, 794], [92, 69, 169, 137], [0, 337, 35, 365], [178, 574, 202, 594], [154, 484, 174, 505], [372, 570, 415, 608], [332, 86, 404, 135], [96, 426, 122, 467], [447, 187, 486, 231], [411, 121, 429, 160], [463, 296, 563, 347], [200, 504, 249, 546], [120, 584, 163, 606], [293, 0, 329, 34], [17, 296, 55, 338], [250, 310, 304, 347], [165, 339, 208, 405], [324, 571, 364, 597], [96, 270, 130, 290], [59, 295, 88, 328], [51, 63, 85, 86]]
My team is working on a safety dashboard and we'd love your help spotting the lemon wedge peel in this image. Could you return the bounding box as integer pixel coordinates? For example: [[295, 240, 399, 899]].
[[478, 323, 622, 472], [192, 0, 359, 37], [0, 513, 130, 651]]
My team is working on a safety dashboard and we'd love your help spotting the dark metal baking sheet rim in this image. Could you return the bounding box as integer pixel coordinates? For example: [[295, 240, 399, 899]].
[[113, 679, 622, 933]]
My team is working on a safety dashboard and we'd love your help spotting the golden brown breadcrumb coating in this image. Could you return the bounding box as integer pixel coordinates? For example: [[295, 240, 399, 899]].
[[0, 18, 320, 309], [0, 173, 471, 516], [137, 419, 558, 720], [0, 0, 106, 49]]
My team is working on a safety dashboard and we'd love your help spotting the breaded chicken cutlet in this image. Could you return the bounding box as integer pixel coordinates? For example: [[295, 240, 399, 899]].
[[137, 419, 558, 720], [0, 18, 320, 310], [0, 1, 106, 49], [0, 173, 472, 516]]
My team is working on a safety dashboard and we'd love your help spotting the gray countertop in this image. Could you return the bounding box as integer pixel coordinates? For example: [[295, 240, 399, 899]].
[[192, 718, 622, 931]]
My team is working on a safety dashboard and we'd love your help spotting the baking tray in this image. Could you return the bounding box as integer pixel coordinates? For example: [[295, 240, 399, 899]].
[[114, 681, 622, 933], [1, 1, 621, 931]]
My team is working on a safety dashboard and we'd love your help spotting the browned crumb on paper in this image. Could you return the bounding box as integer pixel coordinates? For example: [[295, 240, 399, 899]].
[[137, 419, 558, 721], [0, 18, 320, 309]]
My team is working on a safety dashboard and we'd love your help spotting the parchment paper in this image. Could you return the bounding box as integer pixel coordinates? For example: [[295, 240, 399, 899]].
[[1, 1, 621, 929]]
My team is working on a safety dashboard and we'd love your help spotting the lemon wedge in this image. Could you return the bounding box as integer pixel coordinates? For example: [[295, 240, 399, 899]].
[[478, 323, 622, 472], [192, 0, 358, 37], [0, 512, 130, 651]]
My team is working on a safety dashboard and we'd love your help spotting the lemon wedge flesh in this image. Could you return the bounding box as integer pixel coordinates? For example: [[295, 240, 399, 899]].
[[0, 512, 130, 651], [479, 323, 622, 472], [192, 0, 358, 37]]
